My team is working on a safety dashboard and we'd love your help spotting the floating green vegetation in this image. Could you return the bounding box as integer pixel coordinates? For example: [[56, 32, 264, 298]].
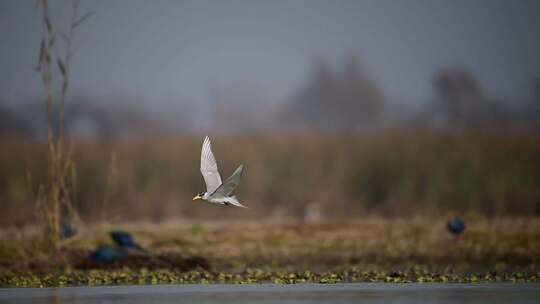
[[1, 267, 539, 288]]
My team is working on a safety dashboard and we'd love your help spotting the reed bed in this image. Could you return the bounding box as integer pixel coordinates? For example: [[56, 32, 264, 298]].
[[1, 132, 539, 226]]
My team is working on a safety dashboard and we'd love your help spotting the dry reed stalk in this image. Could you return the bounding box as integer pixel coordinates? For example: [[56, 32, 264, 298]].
[[33, 0, 92, 249]]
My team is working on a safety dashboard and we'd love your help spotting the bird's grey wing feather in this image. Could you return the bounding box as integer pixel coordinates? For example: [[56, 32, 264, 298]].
[[200, 136, 222, 193], [211, 164, 243, 197]]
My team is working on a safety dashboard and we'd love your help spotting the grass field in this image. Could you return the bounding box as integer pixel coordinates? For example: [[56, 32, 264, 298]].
[[1, 217, 539, 287]]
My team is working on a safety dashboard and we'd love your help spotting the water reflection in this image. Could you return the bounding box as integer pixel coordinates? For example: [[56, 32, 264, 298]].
[[1, 284, 539, 304]]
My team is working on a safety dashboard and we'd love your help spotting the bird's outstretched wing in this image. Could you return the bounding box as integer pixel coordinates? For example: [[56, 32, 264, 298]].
[[211, 164, 243, 197], [200, 136, 222, 194]]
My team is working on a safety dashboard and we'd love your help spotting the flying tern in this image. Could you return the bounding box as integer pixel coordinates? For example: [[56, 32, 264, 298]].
[[192, 136, 246, 208]]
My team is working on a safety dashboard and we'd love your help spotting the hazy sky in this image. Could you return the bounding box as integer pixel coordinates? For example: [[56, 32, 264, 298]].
[[1, 0, 540, 111]]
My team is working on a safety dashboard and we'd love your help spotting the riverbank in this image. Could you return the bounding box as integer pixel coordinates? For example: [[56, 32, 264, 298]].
[[1, 217, 539, 287]]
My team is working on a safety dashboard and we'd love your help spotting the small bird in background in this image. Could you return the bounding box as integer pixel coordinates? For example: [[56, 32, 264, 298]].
[[447, 217, 466, 238], [61, 222, 77, 239], [89, 244, 127, 263], [192, 136, 246, 208], [110, 231, 147, 253]]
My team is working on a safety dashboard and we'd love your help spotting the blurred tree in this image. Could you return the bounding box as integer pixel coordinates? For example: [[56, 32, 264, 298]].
[[0, 98, 184, 141], [281, 56, 385, 131], [0, 104, 34, 137], [211, 82, 276, 133], [536, 79, 540, 105], [65, 98, 172, 141], [434, 66, 485, 129], [525, 79, 540, 130], [431, 66, 518, 131], [341, 56, 385, 129]]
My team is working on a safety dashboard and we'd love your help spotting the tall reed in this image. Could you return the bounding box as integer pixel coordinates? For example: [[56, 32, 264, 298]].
[[33, 0, 92, 249]]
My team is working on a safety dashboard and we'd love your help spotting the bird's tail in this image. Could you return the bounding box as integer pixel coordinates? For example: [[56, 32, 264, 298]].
[[228, 195, 247, 208]]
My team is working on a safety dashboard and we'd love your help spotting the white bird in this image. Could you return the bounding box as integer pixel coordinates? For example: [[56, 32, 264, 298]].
[[192, 136, 247, 208]]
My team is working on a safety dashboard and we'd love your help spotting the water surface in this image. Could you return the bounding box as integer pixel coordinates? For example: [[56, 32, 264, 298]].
[[1, 283, 539, 304]]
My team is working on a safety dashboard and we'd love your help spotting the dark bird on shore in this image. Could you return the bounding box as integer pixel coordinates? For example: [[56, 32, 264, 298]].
[[447, 217, 466, 236], [110, 231, 146, 252], [61, 222, 77, 239], [89, 245, 127, 263]]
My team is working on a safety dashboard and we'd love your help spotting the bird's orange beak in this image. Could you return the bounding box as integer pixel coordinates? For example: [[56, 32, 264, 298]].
[[192, 194, 202, 201]]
